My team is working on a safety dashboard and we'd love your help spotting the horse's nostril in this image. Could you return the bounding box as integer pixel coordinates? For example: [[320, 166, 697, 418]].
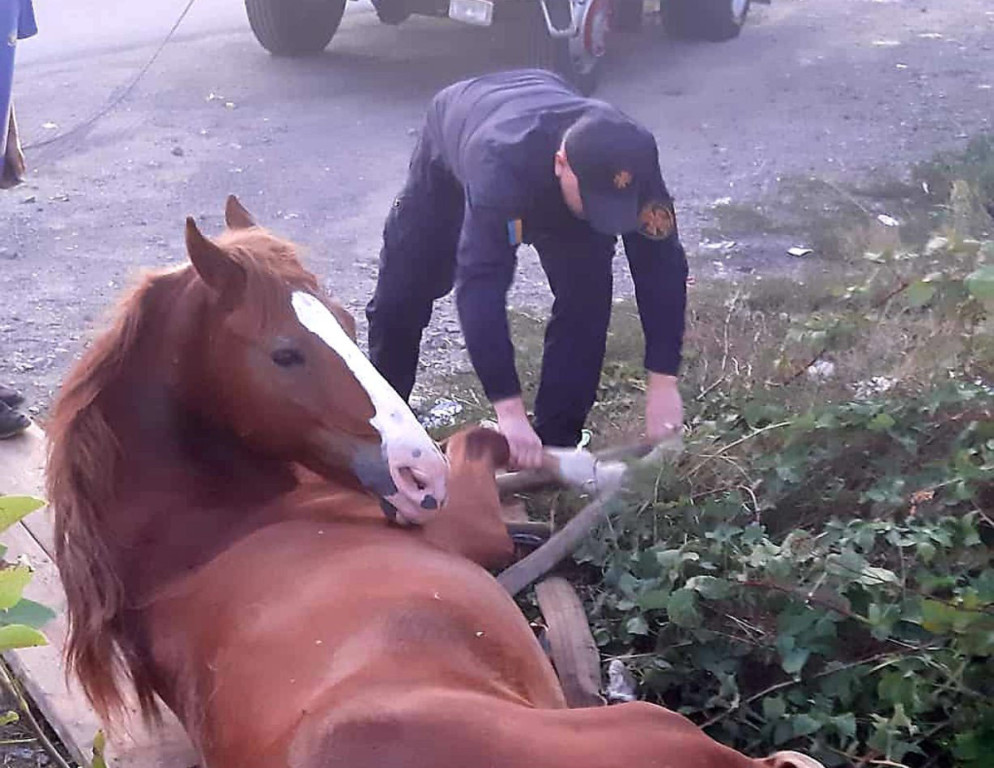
[[399, 466, 429, 492]]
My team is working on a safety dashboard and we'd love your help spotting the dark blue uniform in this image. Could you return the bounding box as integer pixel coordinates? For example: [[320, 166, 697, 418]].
[[366, 69, 688, 447]]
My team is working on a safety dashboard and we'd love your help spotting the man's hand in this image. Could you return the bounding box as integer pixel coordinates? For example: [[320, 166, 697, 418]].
[[645, 373, 684, 442], [493, 396, 544, 470]]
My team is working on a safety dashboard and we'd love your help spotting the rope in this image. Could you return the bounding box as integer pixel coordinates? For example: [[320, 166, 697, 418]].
[[23, 0, 199, 155]]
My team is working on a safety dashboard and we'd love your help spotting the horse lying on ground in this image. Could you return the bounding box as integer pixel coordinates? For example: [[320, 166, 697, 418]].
[[46, 197, 823, 768]]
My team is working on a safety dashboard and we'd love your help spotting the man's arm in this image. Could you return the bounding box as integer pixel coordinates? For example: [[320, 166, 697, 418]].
[[622, 228, 689, 439], [455, 203, 544, 468]]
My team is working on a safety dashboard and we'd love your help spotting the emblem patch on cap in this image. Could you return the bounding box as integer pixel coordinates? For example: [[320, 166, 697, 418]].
[[614, 170, 633, 190], [638, 200, 676, 240]]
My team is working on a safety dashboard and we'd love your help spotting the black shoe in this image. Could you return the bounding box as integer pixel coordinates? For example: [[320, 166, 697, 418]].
[[0, 383, 24, 408], [0, 402, 30, 439]]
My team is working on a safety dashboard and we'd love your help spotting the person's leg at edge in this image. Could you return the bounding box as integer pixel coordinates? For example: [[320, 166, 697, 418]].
[[532, 231, 615, 447], [365, 130, 463, 401]]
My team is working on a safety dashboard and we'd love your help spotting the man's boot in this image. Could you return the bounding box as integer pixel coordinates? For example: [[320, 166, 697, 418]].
[[0, 401, 30, 439], [0, 383, 24, 408]]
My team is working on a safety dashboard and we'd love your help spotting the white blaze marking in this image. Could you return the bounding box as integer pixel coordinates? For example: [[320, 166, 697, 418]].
[[291, 292, 440, 462]]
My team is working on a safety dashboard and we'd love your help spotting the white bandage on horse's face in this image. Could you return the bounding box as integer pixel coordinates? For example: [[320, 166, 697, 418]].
[[292, 292, 448, 524]]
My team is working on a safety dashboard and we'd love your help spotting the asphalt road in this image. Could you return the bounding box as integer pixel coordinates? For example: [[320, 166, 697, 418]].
[[1, 0, 993, 410]]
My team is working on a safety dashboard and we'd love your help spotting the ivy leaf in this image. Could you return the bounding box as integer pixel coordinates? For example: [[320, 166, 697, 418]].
[[0, 496, 45, 533], [965, 264, 994, 305], [878, 671, 921, 710], [762, 696, 787, 721], [868, 603, 900, 641], [92, 730, 108, 768], [791, 713, 822, 737], [780, 646, 811, 676], [905, 280, 936, 308], [773, 720, 794, 745], [833, 712, 857, 739], [666, 589, 701, 628], [921, 599, 974, 634], [685, 576, 732, 601], [863, 566, 900, 586], [637, 589, 672, 612], [626, 615, 650, 636], [869, 413, 897, 432], [2, 598, 56, 630], [974, 570, 994, 603], [0, 624, 47, 652], [0, 566, 33, 612]]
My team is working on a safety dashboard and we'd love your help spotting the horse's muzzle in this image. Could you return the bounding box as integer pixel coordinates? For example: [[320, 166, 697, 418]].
[[352, 441, 448, 526]]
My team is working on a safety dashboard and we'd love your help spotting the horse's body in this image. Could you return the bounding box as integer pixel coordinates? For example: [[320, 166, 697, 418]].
[[47, 199, 820, 768]]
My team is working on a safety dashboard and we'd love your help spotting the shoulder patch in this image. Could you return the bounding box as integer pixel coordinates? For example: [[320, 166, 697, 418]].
[[507, 219, 523, 246], [638, 200, 676, 241]]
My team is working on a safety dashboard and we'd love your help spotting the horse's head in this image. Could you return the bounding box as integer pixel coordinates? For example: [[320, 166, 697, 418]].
[[182, 196, 447, 525]]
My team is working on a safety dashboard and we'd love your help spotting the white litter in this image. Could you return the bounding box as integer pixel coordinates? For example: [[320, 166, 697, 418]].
[[418, 399, 464, 430], [806, 360, 836, 382], [700, 240, 737, 252], [606, 660, 638, 703], [853, 377, 897, 400], [877, 214, 900, 227]]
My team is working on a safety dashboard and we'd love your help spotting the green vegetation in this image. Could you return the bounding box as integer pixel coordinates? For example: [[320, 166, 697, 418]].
[[437, 136, 994, 766]]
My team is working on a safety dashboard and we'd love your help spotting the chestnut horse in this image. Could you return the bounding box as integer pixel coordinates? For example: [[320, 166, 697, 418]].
[[47, 198, 822, 768]]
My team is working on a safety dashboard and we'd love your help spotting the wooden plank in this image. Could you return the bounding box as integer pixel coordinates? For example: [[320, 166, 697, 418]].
[[0, 425, 55, 556], [499, 502, 529, 524], [534, 576, 604, 709], [0, 427, 198, 768]]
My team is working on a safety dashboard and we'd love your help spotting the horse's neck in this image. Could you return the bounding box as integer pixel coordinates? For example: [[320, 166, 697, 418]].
[[98, 319, 300, 603]]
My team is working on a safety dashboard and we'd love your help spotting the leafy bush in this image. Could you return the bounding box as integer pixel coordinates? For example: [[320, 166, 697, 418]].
[[0, 495, 57, 741], [574, 381, 993, 766], [560, 154, 994, 766], [0, 495, 54, 654]]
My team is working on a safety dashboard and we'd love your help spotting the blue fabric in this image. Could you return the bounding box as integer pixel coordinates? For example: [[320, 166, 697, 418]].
[[1, 0, 36, 178], [17, 0, 37, 40]]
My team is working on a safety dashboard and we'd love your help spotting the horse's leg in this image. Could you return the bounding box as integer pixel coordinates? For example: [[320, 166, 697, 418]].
[[300, 696, 819, 768], [422, 428, 515, 569]]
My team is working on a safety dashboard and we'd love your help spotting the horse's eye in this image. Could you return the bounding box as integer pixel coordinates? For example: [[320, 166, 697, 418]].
[[272, 348, 305, 367]]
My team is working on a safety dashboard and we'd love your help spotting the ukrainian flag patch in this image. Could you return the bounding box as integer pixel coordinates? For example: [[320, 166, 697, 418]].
[[507, 219, 523, 246]]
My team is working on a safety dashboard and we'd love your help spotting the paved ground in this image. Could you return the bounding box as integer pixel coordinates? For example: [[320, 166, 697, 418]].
[[1, 0, 993, 414]]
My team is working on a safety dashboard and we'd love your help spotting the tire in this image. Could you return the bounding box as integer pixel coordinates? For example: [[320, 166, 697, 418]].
[[372, 0, 410, 25], [245, 0, 348, 55], [524, 0, 600, 95], [662, 0, 749, 42], [610, 0, 643, 34]]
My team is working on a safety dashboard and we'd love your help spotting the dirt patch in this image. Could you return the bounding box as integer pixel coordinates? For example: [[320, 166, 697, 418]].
[[0, 684, 74, 768]]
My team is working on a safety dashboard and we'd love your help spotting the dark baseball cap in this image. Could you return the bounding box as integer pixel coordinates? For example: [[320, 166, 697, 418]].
[[564, 109, 673, 239]]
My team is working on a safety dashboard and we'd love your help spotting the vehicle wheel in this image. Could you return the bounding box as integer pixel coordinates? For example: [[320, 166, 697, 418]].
[[661, 0, 749, 42], [610, 0, 643, 33], [525, 0, 604, 95], [372, 0, 410, 25], [245, 0, 348, 55]]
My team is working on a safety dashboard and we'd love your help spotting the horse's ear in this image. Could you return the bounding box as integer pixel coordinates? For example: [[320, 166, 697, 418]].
[[330, 301, 357, 341], [186, 217, 247, 301], [225, 195, 256, 230], [462, 427, 511, 470]]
